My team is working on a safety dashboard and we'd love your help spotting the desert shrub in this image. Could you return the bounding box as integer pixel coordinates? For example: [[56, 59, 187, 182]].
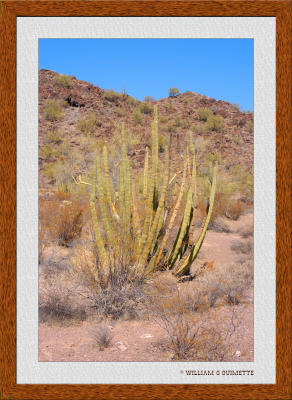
[[213, 261, 253, 304], [185, 258, 253, 309], [53, 160, 77, 192], [38, 221, 47, 265], [127, 96, 139, 106], [173, 117, 190, 129], [234, 135, 243, 145], [197, 107, 213, 121], [206, 115, 225, 132], [77, 113, 100, 135], [246, 119, 253, 133], [237, 224, 253, 238], [225, 200, 244, 220], [42, 162, 57, 183], [168, 87, 180, 98], [92, 324, 113, 349], [72, 247, 145, 320], [53, 74, 73, 88], [40, 199, 84, 246], [192, 122, 208, 134], [44, 99, 62, 121], [144, 96, 155, 102], [139, 102, 153, 114], [182, 97, 189, 105], [209, 216, 231, 232], [232, 103, 240, 112], [230, 238, 253, 254], [145, 274, 242, 361], [60, 99, 70, 108], [104, 89, 120, 102], [159, 115, 168, 124], [116, 107, 125, 117], [39, 270, 88, 324], [40, 144, 59, 160], [229, 166, 253, 203], [166, 121, 176, 133], [132, 108, 142, 124], [163, 101, 175, 111], [46, 129, 62, 144], [39, 290, 86, 323]]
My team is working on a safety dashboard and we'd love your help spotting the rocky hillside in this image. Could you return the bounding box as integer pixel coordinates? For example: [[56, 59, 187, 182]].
[[39, 69, 253, 190]]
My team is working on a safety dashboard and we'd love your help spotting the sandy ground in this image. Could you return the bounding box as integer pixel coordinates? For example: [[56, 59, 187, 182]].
[[39, 213, 253, 362]]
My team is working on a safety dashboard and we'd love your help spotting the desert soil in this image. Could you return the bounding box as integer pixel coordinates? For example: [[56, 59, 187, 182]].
[[39, 214, 253, 362]]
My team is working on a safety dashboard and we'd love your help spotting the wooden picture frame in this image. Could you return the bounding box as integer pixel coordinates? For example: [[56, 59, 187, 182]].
[[0, 1, 291, 399]]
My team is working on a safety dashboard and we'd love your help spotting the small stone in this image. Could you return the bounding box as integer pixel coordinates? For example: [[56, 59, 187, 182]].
[[141, 333, 154, 339], [235, 350, 241, 357], [117, 344, 127, 351]]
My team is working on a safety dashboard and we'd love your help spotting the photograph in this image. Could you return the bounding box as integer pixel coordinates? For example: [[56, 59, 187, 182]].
[[38, 38, 254, 363]]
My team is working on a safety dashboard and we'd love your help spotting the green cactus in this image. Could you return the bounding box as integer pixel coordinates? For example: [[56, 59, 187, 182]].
[[86, 107, 218, 282]]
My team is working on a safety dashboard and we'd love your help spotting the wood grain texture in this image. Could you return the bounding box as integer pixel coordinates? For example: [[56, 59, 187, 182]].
[[0, 1, 291, 399]]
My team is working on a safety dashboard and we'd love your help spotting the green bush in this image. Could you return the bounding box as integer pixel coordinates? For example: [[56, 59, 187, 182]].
[[77, 113, 100, 135], [166, 121, 176, 133], [197, 107, 213, 122], [132, 109, 142, 124], [173, 117, 190, 129], [104, 89, 120, 102], [46, 130, 62, 145], [139, 102, 153, 114], [234, 136, 243, 145], [127, 96, 139, 106], [159, 115, 168, 124], [44, 99, 62, 121], [40, 144, 59, 160], [144, 96, 155, 102], [206, 115, 225, 132], [168, 87, 180, 97], [116, 108, 125, 117], [246, 120, 253, 133], [192, 122, 208, 134], [54, 74, 73, 88]]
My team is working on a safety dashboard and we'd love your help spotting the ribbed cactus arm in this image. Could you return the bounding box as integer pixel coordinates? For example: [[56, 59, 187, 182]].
[[154, 152, 188, 267], [90, 160, 108, 269], [103, 145, 120, 222], [141, 148, 169, 270], [143, 146, 149, 198], [175, 161, 218, 277], [167, 150, 196, 268], [96, 155, 115, 248]]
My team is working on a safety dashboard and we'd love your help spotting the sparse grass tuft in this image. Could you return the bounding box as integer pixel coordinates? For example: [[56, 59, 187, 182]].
[[78, 113, 100, 135], [132, 108, 142, 124], [206, 115, 225, 132], [209, 217, 231, 232], [104, 89, 120, 102], [54, 74, 73, 88], [44, 99, 63, 121], [197, 107, 213, 121], [237, 224, 253, 238], [92, 324, 113, 349], [139, 102, 153, 114], [39, 198, 85, 246], [230, 238, 253, 254]]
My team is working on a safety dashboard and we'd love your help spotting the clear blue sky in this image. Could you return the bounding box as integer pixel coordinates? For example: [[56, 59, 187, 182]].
[[39, 39, 253, 111]]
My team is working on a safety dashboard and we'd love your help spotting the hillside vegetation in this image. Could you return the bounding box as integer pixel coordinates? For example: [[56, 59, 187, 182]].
[[38, 70, 254, 362]]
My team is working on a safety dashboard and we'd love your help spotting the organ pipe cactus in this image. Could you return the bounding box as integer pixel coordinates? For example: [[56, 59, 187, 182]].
[[79, 106, 218, 280]]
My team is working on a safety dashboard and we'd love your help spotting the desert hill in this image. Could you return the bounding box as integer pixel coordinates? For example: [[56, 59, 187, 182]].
[[38, 69, 253, 191]]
